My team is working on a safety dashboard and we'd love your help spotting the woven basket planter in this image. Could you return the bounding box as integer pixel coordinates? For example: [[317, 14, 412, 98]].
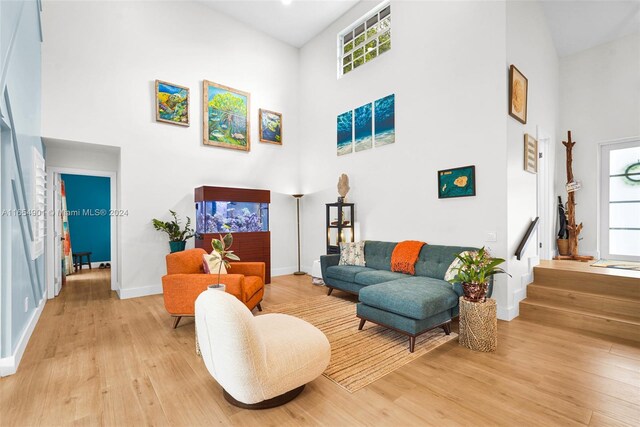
[[459, 297, 497, 352]]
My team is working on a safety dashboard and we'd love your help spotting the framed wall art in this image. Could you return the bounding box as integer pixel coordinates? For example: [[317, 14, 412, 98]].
[[438, 165, 476, 199], [524, 133, 538, 173], [354, 102, 372, 152], [203, 80, 250, 151], [508, 65, 528, 124], [259, 109, 282, 145], [155, 80, 189, 126], [337, 110, 353, 156], [374, 93, 395, 147]]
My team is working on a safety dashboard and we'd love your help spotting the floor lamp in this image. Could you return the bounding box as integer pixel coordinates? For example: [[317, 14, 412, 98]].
[[292, 194, 306, 275]]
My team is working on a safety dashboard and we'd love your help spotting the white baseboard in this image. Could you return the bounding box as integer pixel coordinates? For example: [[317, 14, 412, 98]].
[[271, 266, 299, 277], [497, 303, 519, 321], [117, 284, 162, 299], [0, 296, 46, 377]]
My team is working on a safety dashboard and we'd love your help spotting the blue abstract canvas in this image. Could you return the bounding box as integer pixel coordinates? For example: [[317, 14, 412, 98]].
[[374, 94, 395, 147], [337, 111, 353, 156], [354, 103, 373, 152]]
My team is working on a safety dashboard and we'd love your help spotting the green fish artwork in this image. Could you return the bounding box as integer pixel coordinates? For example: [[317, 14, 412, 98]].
[[155, 80, 189, 126]]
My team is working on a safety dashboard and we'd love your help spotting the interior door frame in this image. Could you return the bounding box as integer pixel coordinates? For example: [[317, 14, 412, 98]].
[[45, 167, 118, 297], [536, 126, 553, 260], [598, 136, 640, 262]]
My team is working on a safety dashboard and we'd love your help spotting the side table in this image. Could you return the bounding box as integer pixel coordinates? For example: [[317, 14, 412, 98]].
[[458, 297, 497, 352]]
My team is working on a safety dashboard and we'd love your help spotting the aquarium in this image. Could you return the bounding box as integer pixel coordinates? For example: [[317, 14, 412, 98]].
[[196, 201, 269, 234]]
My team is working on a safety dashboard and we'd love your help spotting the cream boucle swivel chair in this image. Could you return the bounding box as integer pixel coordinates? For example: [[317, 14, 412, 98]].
[[195, 289, 331, 409]]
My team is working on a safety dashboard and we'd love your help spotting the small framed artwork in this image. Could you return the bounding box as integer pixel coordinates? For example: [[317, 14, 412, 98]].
[[259, 109, 282, 144], [508, 65, 528, 124], [524, 134, 538, 173], [438, 165, 476, 199], [203, 80, 250, 151], [354, 103, 373, 152], [374, 94, 395, 147], [155, 80, 189, 126]]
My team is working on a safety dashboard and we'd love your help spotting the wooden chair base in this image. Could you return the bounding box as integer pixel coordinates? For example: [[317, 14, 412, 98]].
[[223, 385, 305, 410]]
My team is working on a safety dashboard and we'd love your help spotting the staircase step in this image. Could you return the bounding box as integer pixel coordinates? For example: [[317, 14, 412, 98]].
[[533, 265, 640, 300], [519, 299, 640, 343], [526, 284, 640, 321]]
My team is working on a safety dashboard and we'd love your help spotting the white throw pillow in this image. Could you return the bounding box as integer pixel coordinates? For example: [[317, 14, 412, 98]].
[[203, 252, 228, 275], [444, 250, 477, 282], [339, 241, 366, 266]]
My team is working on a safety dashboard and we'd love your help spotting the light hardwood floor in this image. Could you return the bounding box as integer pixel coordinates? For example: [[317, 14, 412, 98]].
[[1, 270, 639, 426]]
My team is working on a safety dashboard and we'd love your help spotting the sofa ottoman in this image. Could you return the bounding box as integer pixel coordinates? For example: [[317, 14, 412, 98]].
[[356, 277, 457, 352]]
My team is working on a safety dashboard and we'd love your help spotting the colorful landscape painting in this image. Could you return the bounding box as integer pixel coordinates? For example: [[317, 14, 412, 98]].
[[354, 103, 372, 152], [203, 80, 250, 151], [259, 109, 282, 144], [438, 165, 476, 199], [374, 94, 395, 147], [337, 110, 353, 156], [155, 80, 189, 126]]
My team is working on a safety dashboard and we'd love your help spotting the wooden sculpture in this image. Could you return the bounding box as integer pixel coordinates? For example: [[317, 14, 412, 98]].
[[554, 131, 593, 262]]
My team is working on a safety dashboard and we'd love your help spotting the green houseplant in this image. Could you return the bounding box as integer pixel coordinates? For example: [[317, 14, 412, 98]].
[[209, 233, 240, 290], [448, 247, 510, 302], [152, 210, 195, 253]]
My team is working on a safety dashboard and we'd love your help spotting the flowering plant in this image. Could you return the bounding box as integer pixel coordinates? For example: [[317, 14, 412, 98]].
[[448, 247, 510, 302]]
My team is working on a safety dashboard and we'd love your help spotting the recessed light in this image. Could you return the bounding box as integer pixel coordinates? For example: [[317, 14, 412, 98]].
[[282, 0, 292, 5]]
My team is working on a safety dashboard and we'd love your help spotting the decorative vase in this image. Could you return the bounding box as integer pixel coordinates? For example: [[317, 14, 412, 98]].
[[462, 282, 488, 303], [169, 241, 186, 253], [557, 239, 570, 256], [208, 283, 226, 292]]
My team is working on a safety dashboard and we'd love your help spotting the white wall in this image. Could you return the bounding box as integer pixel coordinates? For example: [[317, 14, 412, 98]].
[[557, 33, 640, 257], [41, 1, 301, 296], [298, 1, 512, 316], [506, 0, 559, 318]]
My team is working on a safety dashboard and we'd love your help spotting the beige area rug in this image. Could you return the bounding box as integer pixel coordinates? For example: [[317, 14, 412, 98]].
[[263, 295, 457, 393]]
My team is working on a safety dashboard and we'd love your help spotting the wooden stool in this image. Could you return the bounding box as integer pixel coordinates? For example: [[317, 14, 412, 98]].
[[73, 252, 92, 272], [459, 297, 497, 352]]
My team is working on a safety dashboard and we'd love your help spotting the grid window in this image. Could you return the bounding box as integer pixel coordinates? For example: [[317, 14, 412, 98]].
[[339, 2, 391, 77]]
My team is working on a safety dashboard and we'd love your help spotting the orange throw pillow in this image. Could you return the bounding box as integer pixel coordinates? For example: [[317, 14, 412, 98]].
[[391, 241, 426, 275]]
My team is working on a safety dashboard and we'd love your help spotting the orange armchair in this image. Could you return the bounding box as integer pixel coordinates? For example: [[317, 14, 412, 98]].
[[162, 248, 265, 328]]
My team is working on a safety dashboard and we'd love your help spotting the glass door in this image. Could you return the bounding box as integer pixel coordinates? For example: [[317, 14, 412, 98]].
[[600, 140, 640, 261]]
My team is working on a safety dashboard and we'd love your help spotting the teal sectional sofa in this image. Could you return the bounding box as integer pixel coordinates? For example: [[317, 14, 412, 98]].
[[320, 241, 493, 352]]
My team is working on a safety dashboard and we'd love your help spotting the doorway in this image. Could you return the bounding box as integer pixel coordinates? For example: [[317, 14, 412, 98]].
[[536, 127, 553, 260], [46, 168, 118, 298], [599, 139, 640, 262]]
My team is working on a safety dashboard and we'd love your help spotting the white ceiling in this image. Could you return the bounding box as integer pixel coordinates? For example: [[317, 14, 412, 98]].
[[541, 0, 640, 57], [200, 0, 361, 48]]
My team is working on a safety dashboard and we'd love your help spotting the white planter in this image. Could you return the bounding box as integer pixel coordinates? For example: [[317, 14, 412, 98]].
[[208, 283, 226, 292]]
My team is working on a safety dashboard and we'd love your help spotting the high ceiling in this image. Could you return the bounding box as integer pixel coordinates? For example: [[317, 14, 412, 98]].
[[541, 0, 640, 57], [200, 0, 361, 48], [200, 0, 640, 55]]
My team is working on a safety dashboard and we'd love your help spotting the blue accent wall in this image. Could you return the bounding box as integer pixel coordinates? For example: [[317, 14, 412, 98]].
[[61, 174, 111, 262], [0, 0, 45, 362]]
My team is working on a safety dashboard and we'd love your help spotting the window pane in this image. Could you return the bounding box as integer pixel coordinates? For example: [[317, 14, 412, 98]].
[[610, 202, 640, 228], [379, 40, 391, 54], [379, 17, 391, 32], [365, 39, 377, 52], [609, 229, 640, 256], [366, 15, 378, 28], [354, 33, 365, 47], [367, 24, 378, 39], [379, 31, 390, 44], [343, 41, 353, 54], [380, 5, 390, 19], [353, 56, 364, 68], [343, 54, 352, 65], [343, 32, 353, 44], [354, 23, 365, 36], [353, 47, 364, 58], [610, 146, 640, 175], [343, 64, 352, 74], [365, 49, 377, 62], [610, 176, 640, 202]]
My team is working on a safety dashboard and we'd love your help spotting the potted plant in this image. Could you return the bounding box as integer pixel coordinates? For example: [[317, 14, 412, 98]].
[[448, 247, 510, 302], [152, 210, 195, 253], [208, 233, 240, 291]]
